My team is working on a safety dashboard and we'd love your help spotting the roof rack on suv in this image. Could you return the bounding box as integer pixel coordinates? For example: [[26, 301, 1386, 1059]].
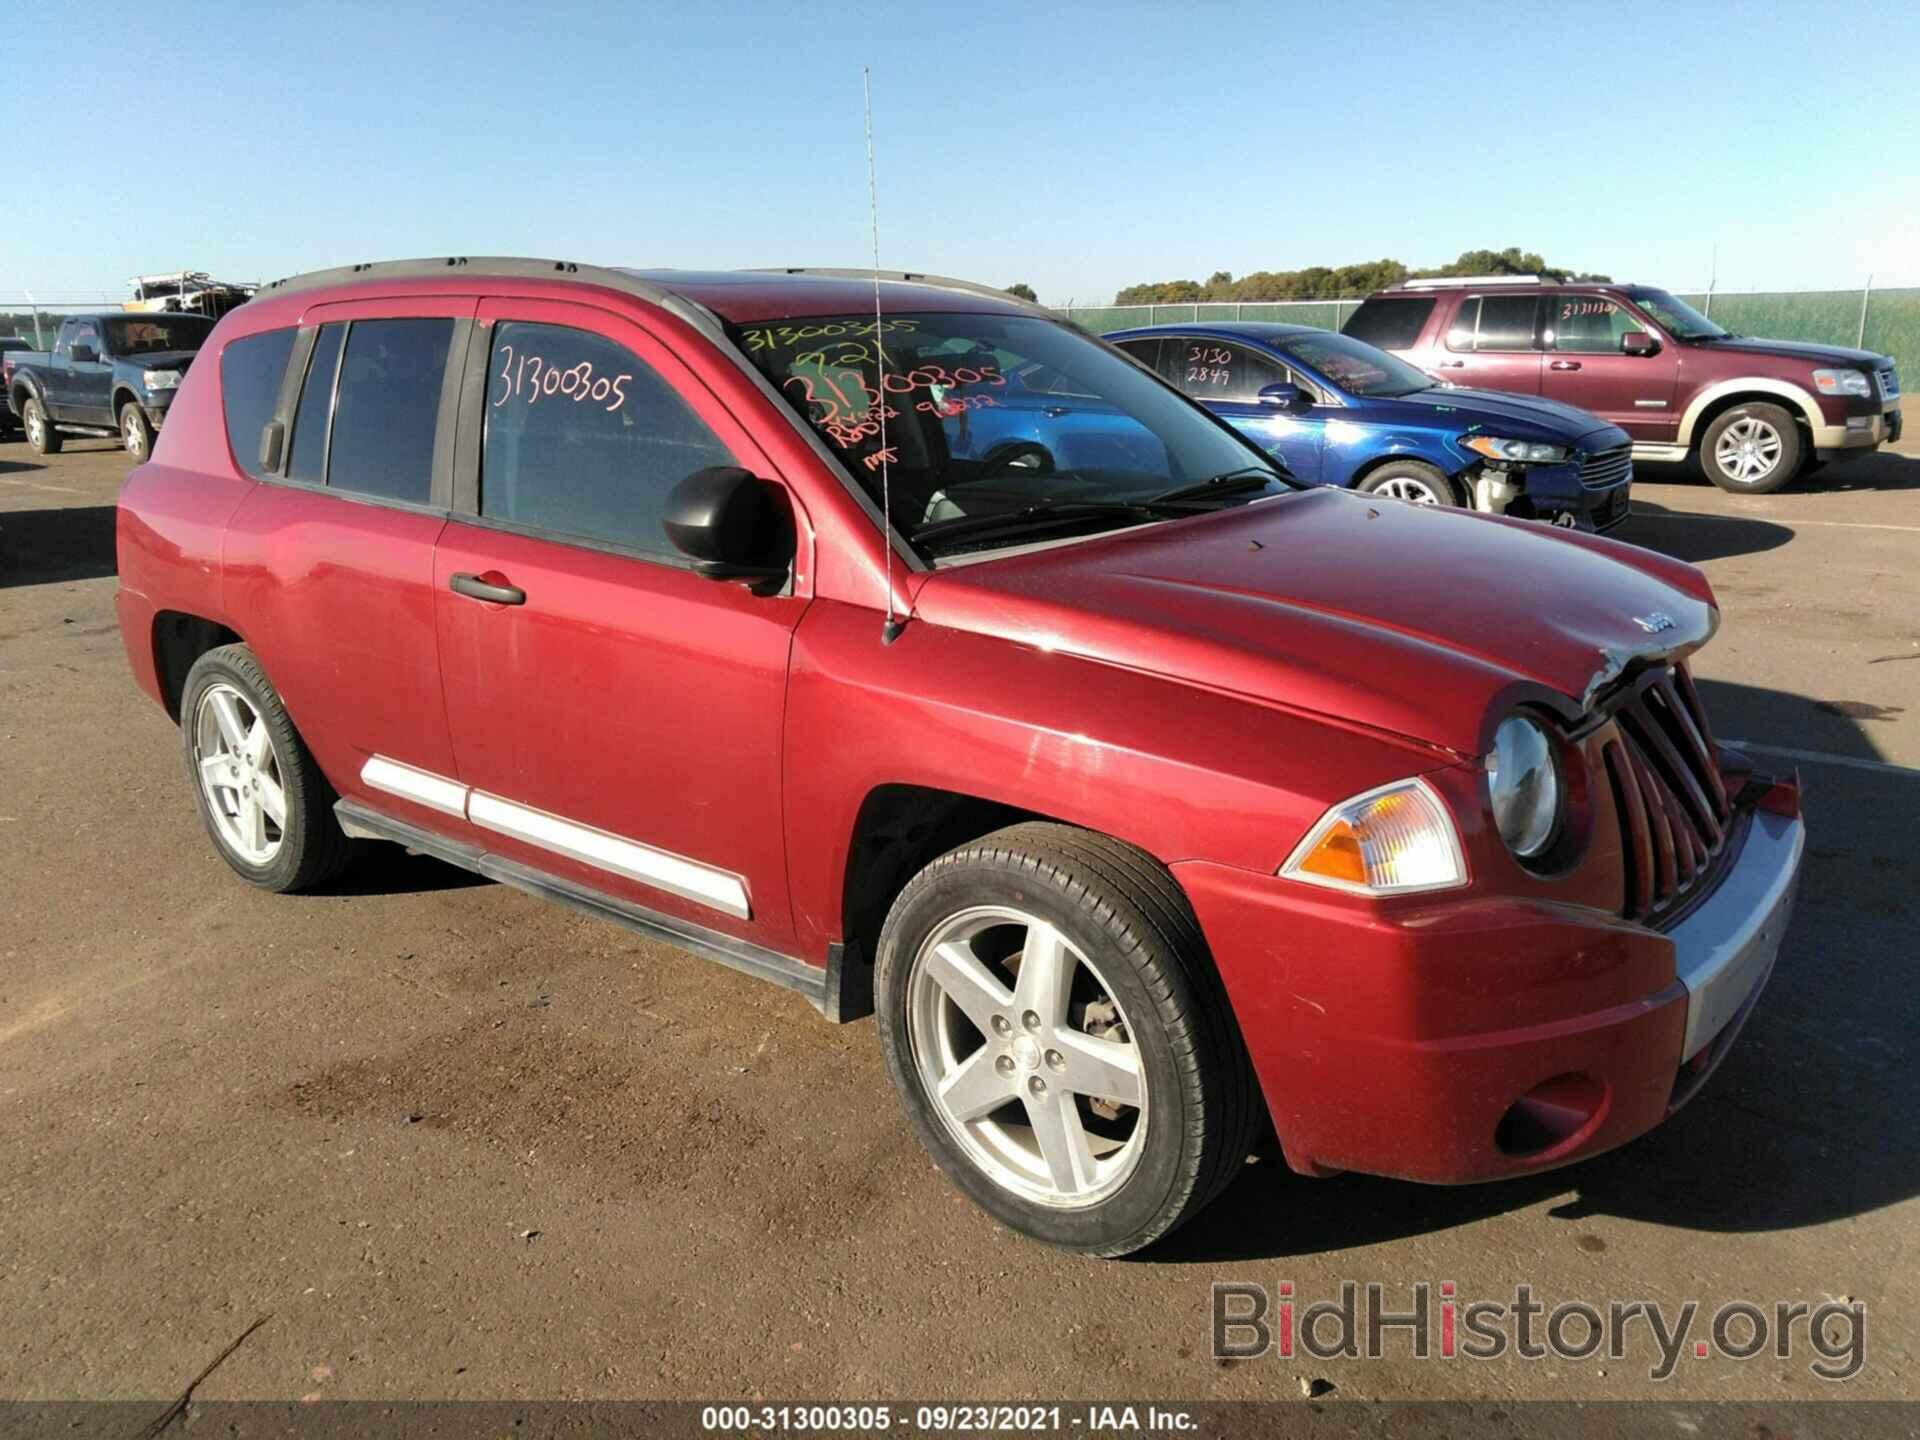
[[744, 267, 1052, 315], [1389, 275, 1548, 290]]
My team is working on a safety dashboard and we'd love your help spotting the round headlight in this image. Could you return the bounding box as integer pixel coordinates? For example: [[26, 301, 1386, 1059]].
[[1488, 714, 1560, 859]]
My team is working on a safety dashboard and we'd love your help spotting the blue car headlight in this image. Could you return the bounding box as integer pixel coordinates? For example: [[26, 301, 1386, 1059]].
[[1462, 435, 1568, 465], [143, 369, 184, 392]]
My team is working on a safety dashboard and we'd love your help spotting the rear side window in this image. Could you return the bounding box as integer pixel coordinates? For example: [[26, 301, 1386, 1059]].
[[1446, 295, 1538, 353], [327, 318, 454, 505], [479, 321, 734, 558], [1342, 297, 1434, 350], [287, 324, 344, 486], [1111, 337, 1166, 377], [220, 328, 295, 478]]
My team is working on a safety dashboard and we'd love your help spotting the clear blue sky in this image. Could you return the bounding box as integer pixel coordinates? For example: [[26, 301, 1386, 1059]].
[[8, 0, 1916, 304]]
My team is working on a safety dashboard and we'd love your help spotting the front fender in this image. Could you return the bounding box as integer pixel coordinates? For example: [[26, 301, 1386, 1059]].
[[1675, 377, 1824, 444]]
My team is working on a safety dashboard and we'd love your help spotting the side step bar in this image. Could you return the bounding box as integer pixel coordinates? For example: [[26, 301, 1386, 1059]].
[[334, 800, 868, 1023]]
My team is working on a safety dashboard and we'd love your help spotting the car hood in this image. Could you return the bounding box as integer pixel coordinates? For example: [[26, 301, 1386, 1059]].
[[1686, 335, 1889, 368], [124, 350, 200, 371], [912, 488, 1716, 756], [1394, 386, 1624, 443]]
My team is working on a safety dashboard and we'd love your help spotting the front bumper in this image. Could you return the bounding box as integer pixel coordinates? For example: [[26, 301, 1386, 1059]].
[[1176, 793, 1803, 1184], [1471, 456, 1632, 533], [1813, 401, 1901, 457]]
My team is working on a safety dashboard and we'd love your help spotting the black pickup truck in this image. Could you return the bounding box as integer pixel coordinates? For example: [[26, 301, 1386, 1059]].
[[5, 312, 213, 459]]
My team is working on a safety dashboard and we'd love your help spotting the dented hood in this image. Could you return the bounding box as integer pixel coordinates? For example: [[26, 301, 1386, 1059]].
[[912, 488, 1717, 756]]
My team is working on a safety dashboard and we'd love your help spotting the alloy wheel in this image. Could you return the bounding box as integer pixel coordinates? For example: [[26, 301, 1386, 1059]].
[[1375, 475, 1443, 504], [123, 410, 146, 458], [25, 404, 45, 448], [906, 905, 1147, 1208], [1714, 417, 1783, 483], [192, 682, 288, 865]]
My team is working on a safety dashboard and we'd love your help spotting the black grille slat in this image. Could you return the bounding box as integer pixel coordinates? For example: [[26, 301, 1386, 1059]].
[[1580, 445, 1633, 490], [1608, 663, 1728, 920]]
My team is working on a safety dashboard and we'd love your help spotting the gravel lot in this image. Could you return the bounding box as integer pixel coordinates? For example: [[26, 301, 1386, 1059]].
[[2, 435, 1916, 1406]]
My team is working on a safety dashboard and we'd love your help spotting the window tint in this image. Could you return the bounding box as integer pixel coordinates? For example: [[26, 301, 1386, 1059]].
[[1172, 338, 1284, 403], [287, 324, 344, 486], [327, 318, 453, 505], [1446, 296, 1537, 352], [480, 321, 734, 556], [1112, 337, 1165, 377], [1550, 295, 1639, 353], [220, 328, 296, 478], [1341, 297, 1433, 350]]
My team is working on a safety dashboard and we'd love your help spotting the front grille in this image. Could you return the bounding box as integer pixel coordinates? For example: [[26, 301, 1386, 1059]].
[[1580, 444, 1632, 489], [1601, 664, 1732, 922], [1879, 366, 1901, 400]]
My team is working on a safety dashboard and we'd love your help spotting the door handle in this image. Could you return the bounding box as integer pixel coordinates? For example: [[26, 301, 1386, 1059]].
[[1550, 360, 1582, 371], [449, 572, 526, 605], [1436, 360, 1466, 369], [1044, 405, 1072, 417]]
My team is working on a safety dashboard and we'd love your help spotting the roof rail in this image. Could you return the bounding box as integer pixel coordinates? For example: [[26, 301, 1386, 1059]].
[[1390, 274, 1549, 290], [743, 267, 1052, 315]]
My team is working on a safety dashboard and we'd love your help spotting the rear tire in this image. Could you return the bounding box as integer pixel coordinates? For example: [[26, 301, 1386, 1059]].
[[875, 822, 1259, 1256], [1698, 402, 1801, 494], [180, 644, 352, 893], [1355, 459, 1458, 507], [120, 402, 153, 461], [22, 397, 62, 454]]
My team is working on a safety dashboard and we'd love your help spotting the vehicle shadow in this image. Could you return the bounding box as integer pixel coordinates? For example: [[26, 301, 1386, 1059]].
[[1636, 446, 1920, 494], [0, 504, 118, 587], [314, 846, 491, 897], [1616, 498, 1793, 564], [1150, 680, 1918, 1263]]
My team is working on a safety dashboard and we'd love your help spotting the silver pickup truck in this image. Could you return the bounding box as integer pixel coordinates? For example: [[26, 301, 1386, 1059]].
[[5, 312, 213, 459]]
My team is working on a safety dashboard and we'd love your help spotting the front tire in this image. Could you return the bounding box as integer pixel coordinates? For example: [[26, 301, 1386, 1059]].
[[22, 397, 62, 454], [1355, 459, 1458, 507], [1699, 402, 1801, 494], [875, 823, 1258, 1256], [121, 402, 154, 460], [180, 644, 351, 893]]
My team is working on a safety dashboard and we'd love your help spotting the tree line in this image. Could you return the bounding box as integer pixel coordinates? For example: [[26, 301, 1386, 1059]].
[[1110, 248, 1610, 305]]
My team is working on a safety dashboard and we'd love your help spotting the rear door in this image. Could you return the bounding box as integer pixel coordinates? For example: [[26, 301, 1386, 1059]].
[[1431, 293, 1543, 395], [1540, 292, 1680, 440], [433, 296, 808, 952], [221, 298, 474, 838]]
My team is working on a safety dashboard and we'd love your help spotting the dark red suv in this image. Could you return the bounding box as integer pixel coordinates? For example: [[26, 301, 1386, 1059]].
[[1345, 277, 1902, 493], [116, 257, 1804, 1255]]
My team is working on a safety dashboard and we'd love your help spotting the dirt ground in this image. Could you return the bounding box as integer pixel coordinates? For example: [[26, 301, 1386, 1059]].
[[2, 433, 1916, 1407]]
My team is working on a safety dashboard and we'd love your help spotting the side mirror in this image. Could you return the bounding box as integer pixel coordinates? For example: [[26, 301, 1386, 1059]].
[[1621, 330, 1658, 357], [1257, 381, 1312, 410], [663, 466, 794, 592], [69, 344, 98, 364]]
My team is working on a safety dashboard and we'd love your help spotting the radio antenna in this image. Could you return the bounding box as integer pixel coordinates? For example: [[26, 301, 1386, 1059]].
[[865, 66, 904, 645]]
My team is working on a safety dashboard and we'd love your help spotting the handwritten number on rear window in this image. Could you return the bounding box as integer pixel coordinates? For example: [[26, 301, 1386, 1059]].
[[493, 342, 631, 412]]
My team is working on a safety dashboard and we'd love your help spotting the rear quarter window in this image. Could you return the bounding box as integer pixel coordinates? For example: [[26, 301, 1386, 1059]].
[[219, 328, 296, 478], [1342, 297, 1434, 350]]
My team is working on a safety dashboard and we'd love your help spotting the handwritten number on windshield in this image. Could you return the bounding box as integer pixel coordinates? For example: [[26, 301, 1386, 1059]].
[[493, 343, 631, 413]]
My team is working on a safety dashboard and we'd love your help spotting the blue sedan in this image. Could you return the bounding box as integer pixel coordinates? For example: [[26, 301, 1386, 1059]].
[[1103, 323, 1632, 530]]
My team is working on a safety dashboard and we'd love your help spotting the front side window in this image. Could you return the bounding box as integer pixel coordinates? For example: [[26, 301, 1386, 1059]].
[[1170, 338, 1285, 403], [65, 323, 100, 357], [733, 312, 1286, 559], [104, 315, 213, 356], [220, 328, 296, 479], [325, 318, 453, 504], [480, 321, 735, 557], [1549, 295, 1641, 353]]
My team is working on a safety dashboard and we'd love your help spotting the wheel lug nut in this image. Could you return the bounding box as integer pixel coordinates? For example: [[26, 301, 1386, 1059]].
[[995, 1055, 1015, 1077], [1044, 1049, 1065, 1071], [1021, 1010, 1041, 1031], [991, 1015, 1012, 1037], [1027, 1076, 1046, 1097]]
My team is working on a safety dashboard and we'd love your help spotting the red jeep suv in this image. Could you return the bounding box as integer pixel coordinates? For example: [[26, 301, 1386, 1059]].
[[116, 258, 1804, 1255], [1345, 276, 1902, 494]]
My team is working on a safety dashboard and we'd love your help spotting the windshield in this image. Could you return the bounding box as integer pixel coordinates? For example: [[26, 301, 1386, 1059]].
[[732, 312, 1288, 557], [1276, 332, 1432, 398], [103, 315, 213, 356], [1626, 288, 1727, 341]]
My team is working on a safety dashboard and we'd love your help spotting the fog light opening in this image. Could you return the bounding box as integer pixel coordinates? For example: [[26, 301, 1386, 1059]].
[[1495, 1073, 1607, 1158]]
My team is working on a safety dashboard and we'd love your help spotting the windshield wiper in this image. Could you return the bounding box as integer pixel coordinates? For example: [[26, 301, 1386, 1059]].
[[915, 498, 1198, 551], [1146, 466, 1285, 505]]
